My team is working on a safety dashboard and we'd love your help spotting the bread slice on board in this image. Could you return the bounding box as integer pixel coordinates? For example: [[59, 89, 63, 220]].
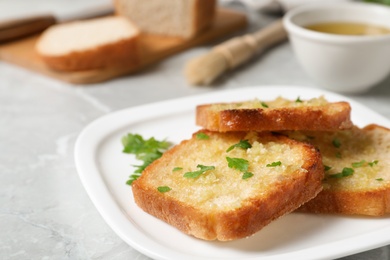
[[35, 16, 139, 71], [132, 130, 324, 241], [196, 96, 352, 132], [114, 0, 217, 38], [286, 124, 390, 216]]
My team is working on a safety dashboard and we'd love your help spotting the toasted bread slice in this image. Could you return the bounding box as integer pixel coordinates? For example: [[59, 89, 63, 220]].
[[132, 130, 323, 241], [196, 96, 352, 132], [286, 124, 390, 216]]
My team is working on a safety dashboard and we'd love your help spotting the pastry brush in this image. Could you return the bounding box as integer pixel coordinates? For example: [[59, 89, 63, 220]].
[[185, 19, 287, 85]]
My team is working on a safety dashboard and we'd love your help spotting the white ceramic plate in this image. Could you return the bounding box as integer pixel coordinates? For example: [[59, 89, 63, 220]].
[[75, 86, 390, 260]]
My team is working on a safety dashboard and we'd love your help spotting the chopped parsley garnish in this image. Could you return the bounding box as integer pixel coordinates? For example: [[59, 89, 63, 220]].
[[183, 164, 215, 178], [266, 161, 282, 167], [368, 160, 379, 167], [352, 160, 366, 168], [295, 96, 303, 103], [122, 133, 170, 185], [261, 102, 269, 108], [122, 133, 170, 154], [172, 167, 183, 172], [226, 157, 249, 172], [126, 177, 140, 185], [376, 178, 384, 181], [226, 139, 252, 152], [324, 165, 332, 171], [332, 138, 341, 148], [329, 167, 354, 178], [335, 152, 342, 159], [196, 132, 210, 140], [157, 186, 172, 193], [242, 172, 254, 179]]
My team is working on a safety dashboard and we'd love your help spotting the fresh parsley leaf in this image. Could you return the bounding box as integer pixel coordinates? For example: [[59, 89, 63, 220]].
[[376, 178, 384, 181], [332, 138, 341, 148], [342, 167, 354, 176], [157, 186, 171, 193], [196, 132, 210, 140], [126, 173, 141, 185], [352, 160, 366, 168], [296, 96, 303, 103], [261, 102, 269, 108], [226, 139, 252, 152], [226, 157, 249, 172], [126, 151, 164, 185], [122, 134, 169, 155], [329, 167, 354, 178], [183, 164, 215, 178], [329, 173, 343, 178], [368, 160, 379, 167], [364, 0, 390, 7], [266, 161, 282, 167], [172, 167, 183, 172], [122, 133, 170, 185], [324, 165, 332, 171], [242, 172, 254, 179], [133, 151, 163, 174]]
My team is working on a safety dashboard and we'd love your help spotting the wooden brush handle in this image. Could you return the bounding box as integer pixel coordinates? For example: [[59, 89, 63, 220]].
[[0, 15, 56, 43], [251, 19, 287, 52], [214, 19, 287, 69]]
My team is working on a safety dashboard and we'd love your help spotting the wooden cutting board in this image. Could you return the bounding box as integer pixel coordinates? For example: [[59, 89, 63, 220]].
[[0, 9, 247, 84]]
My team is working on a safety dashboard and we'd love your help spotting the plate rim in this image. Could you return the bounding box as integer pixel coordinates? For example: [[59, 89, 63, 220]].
[[74, 85, 390, 260]]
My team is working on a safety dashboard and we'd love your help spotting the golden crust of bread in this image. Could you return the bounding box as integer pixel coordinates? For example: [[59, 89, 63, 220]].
[[38, 36, 139, 72], [132, 130, 324, 241], [299, 189, 390, 216], [293, 124, 390, 216], [196, 98, 352, 132], [192, 0, 217, 38]]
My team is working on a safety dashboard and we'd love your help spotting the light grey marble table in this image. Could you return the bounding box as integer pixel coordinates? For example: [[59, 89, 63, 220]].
[[1, 1, 389, 259]]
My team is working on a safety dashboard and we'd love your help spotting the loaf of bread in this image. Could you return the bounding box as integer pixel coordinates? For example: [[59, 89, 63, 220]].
[[35, 16, 139, 71], [286, 124, 390, 216], [196, 96, 353, 132], [132, 130, 324, 241], [114, 0, 217, 38]]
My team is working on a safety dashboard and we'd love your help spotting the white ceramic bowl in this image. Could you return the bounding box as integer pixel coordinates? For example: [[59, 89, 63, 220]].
[[283, 2, 390, 93]]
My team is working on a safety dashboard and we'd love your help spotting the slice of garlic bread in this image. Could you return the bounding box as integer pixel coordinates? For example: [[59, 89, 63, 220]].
[[132, 130, 323, 241], [288, 124, 390, 216], [196, 96, 352, 132]]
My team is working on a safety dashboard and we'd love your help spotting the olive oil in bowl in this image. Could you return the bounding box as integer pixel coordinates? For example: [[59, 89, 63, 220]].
[[306, 22, 390, 36], [283, 1, 390, 92]]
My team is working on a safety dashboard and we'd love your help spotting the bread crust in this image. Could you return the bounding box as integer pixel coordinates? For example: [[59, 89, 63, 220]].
[[132, 131, 324, 241], [299, 189, 390, 216], [38, 36, 139, 72], [296, 124, 390, 216], [192, 0, 217, 38], [196, 101, 352, 132]]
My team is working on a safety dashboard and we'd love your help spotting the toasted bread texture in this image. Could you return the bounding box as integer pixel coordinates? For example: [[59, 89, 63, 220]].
[[287, 124, 390, 216], [196, 96, 352, 132], [132, 130, 324, 241], [114, 0, 217, 38], [36, 16, 139, 71]]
